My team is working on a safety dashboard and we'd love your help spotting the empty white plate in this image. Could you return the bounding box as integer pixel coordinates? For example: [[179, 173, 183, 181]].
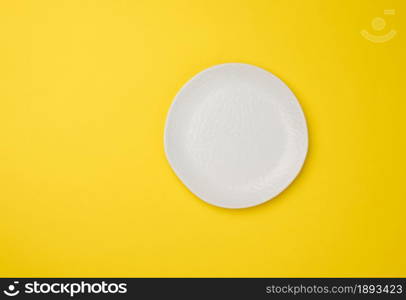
[[164, 63, 308, 209]]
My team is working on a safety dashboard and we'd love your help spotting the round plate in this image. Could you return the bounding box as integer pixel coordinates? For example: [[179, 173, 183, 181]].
[[164, 63, 308, 209]]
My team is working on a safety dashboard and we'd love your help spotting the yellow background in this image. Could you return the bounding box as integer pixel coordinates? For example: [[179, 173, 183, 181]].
[[0, 0, 405, 277]]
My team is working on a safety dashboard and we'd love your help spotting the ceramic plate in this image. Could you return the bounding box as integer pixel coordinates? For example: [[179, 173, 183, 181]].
[[164, 63, 308, 208]]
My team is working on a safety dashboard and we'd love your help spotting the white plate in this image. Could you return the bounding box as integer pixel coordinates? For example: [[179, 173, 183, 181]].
[[164, 63, 308, 209]]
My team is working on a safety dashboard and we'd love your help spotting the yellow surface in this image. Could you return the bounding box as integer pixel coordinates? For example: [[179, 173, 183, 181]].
[[0, 0, 405, 277]]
